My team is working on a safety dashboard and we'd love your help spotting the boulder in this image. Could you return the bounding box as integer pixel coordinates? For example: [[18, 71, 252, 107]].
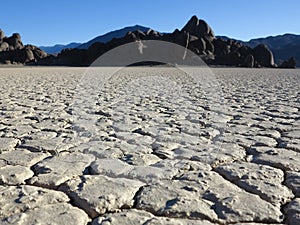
[[0, 42, 9, 52], [25, 48, 35, 62], [189, 37, 206, 53], [27, 45, 48, 59], [3, 33, 23, 50], [242, 54, 255, 68], [252, 44, 275, 67]]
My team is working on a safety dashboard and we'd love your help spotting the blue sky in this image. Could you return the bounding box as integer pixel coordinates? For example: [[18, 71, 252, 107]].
[[1, 0, 299, 46]]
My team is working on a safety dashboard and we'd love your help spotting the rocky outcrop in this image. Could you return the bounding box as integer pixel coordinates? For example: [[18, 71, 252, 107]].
[[35, 15, 294, 68], [180, 16, 215, 58], [212, 38, 276, 68], [182, 15, 215, 41], [4, 33, 23, 50], [0, 30, 48, 64]]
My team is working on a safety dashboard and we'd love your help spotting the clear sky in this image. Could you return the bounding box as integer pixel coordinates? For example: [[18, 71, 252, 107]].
[[1, 0, 299, 46]]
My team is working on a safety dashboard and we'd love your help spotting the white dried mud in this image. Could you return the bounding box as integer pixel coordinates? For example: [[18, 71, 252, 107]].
[[0, 67, 299, 224]]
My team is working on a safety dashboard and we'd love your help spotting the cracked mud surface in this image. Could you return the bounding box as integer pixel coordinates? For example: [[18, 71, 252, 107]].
[[0, 67, 299, 224]]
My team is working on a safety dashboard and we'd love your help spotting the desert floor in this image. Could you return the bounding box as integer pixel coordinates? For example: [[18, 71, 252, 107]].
[[0, 67, 299, 225]]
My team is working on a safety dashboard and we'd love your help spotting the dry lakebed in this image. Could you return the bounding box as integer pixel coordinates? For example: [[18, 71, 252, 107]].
[[0, 67, 299, 225]]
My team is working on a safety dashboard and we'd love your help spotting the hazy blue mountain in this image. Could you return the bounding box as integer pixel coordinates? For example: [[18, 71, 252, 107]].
[[39, 42, 81, 54], [77, 25, 150, 49], [246, 33, 300, 48], [40, 25, 150, 54], [216, 36, 231, 41]]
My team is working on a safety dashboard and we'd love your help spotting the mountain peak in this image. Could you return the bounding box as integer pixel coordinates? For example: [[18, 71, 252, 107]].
[[182, 16, 215, 40], [190, 15, 199, 23]]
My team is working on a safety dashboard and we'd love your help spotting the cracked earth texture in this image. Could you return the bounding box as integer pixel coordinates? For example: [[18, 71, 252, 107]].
[[0, 67, 299, 225]]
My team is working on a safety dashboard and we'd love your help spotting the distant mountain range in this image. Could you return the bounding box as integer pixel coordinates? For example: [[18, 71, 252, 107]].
[[39, 42, 81, 54], [40, 25, 149, 54]]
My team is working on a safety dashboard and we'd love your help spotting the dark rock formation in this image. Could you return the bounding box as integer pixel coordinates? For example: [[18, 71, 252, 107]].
[[35, 15, 295, 68], [279, 57, 297, 68], [252, 44, 275, 67], [182, 15, 215, 41], [213, 38, 252, 66], [0, 30, 48, 64], [4, 33, 23, 50]]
